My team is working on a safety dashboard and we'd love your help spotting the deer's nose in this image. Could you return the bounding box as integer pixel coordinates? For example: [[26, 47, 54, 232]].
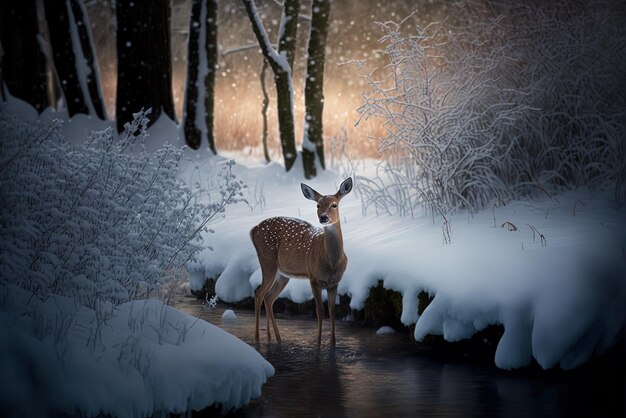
[[319, 214, 329, 224]]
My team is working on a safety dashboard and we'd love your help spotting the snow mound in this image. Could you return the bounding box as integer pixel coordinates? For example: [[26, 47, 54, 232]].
[[222, 309, 238, 322], [0, 285, 274, 418], [376, 326, 396, 335]]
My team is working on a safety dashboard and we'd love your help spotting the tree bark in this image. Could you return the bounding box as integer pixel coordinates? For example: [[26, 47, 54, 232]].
[[183, 0, 218, 152], [302, 0, 330, 179], [44, 0, 107, 119], [68, 0, 107, 119], [278, 0, 299, 70], [242, 0, 298, 172], [204, 0, 218, 152], [0, 0, 48, 112], [116, 0, 176, 132], [260, 60, 271, 163]]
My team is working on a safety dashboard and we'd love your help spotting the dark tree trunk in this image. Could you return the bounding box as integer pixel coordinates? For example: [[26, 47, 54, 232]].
[[44, 0, 107, 119], [183, 0, 202, 149], [260, 60, 271, 163], [183, 0, 218, 152], [278, 0, 299, 70], [68, 0, 107, 119], [302, 0, 330, 179], [44, 0, 86, 116], [242, 0, 298, 172], [204, 0, 218, 152], [0, 0, 48, 112], [274, 68, 297, 170], [275, 0, 299, 171], [116, 0, 176, 132]]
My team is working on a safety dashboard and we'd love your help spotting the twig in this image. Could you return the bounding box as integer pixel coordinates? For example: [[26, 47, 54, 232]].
[[527, 224, 547, 246], [501, 221, 518, 231]]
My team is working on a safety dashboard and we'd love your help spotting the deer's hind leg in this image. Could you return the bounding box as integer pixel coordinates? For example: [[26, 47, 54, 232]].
[[264, 275, 290, 343], [254, 260, 278, 343]]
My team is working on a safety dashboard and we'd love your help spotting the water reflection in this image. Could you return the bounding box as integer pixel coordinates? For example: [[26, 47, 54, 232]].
[[176, 297, 623, 418]]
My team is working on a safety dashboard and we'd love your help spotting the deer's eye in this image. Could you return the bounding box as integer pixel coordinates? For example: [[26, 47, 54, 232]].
[[317, 204, 320, 208], [332, 203, 338, 208]]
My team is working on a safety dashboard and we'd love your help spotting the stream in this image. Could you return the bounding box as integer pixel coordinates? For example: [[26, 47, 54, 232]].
[[176, 296, 624, 418]]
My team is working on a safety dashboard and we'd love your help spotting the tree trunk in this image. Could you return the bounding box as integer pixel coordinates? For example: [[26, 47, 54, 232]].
[[302, 0, 330, 179], [44, 0, 107, 119], [116, 0, 176, 132], [204, 0, 218, 152], [275, 69, 297, 169], [183, 0, 218, 152], [68, 0, 107, 119], [260, 60, 271, 163], [278, 0, 299, 69], [242, 0, 298, 172], [0, 0, 48, 112]]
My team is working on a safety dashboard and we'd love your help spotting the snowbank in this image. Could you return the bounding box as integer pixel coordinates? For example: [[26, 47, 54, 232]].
[[190, 163, 626, 370], [0, 107, 272, 418], [222, 309, 238, 322], [376, 326, 396, 335], [0, 284, 274, 418]]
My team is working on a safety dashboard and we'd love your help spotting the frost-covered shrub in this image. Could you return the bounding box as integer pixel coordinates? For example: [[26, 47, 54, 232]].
[[499, 0, 626, 202], [354, 15, 531, 215], [0, 111, 244, 312], [356, 0, 626, 215]]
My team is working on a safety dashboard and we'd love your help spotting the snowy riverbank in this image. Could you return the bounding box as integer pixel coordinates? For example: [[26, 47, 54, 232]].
[[189, 162, 626, 370]]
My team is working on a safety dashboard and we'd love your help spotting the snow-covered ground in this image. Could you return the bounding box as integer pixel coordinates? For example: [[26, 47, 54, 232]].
[[189, 160, 626, 371], [0, 284, 273, 417]]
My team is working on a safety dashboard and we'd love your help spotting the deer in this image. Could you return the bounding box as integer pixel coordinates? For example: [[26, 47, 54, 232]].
[[249, 177, 353, 346]]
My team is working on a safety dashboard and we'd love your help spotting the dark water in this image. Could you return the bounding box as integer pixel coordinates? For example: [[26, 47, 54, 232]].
[[176, 297, 625, 418]]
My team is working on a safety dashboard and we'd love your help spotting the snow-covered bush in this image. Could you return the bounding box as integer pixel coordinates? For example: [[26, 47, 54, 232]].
[[0, 110, 244, 331], [356, 0, 626, 215], [0, 112, 274, 418], [500, 0, 626, 201]]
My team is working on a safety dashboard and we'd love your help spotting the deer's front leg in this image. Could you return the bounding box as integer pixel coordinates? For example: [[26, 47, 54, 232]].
[[327, 285, 338, 346], [310, 281, 324, 346]]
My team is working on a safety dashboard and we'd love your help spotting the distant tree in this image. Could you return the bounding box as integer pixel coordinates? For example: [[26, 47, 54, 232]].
[[242, 0, 299, 172], [116, 0, 176, 131], [183, 0, 218, 152], [44, 0, 107, 120], [0, 0, 48, 112], [259, 60, 271, 163], [301, 0, 331, 179]]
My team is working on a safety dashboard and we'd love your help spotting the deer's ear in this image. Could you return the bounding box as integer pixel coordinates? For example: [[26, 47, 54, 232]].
[[301, 183, 322, 202], [337, 177, 353, 198]]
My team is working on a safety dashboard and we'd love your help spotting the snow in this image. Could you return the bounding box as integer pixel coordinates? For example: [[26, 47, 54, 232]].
[[222, 309, 238, 322], [190, 162, 626, 370], [302, 128, 316, 151], [0, 284, 273, 418], [376, 326, 396, 335]]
